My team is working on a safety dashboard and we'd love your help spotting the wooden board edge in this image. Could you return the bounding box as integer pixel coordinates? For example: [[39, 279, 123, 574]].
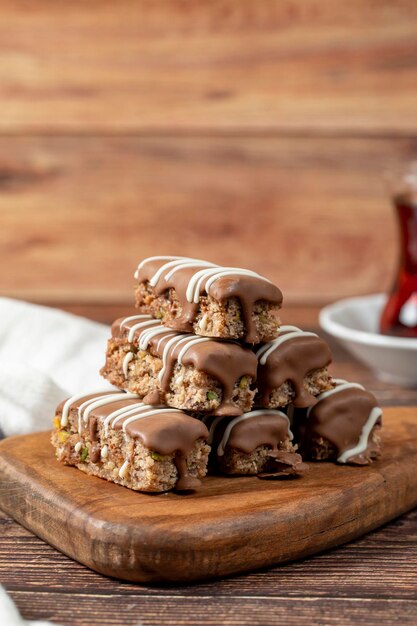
[[1, 424, 417, 583]]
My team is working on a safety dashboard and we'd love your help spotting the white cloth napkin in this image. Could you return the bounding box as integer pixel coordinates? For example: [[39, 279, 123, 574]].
[[0, 299, 118, 623], [0, 297, 113, 438], [0, 586, 63, 626]]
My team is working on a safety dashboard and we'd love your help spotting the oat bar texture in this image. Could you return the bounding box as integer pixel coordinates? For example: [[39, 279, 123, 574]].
[[295, 380, 383, 465], [203, 409, 307, 477], [51, 391, 210, 492], [101, 315, 258, 416], [134, 256, 283, 344]]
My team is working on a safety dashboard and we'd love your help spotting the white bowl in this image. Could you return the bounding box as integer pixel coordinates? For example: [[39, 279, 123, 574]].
[[319, 294, 417, 387]]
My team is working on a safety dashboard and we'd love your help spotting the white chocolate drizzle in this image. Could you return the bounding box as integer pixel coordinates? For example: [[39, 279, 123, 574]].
[[123, 352, 134, 378], [60, 392, 139, 433], [60, 391, 104, 428], [256, 325, 318, 365], [103, 401, 182, 435], [118, 460, 130, 479], [198, 313, 209, 331], [156, 332, 176, 352], [187, 266, 271, 304], [121, 407, 180, 433], [306, 382, 365, 416], [134, 256, 184, 279], [157, 334, 191, 383], [177, 336, 210, 364], [127, 319, 158, 342], [337, 407, 383, 463], [103, 402, 152, 435], [156, 332, 210, 384], [82, 393, 135, 426], [149, 258, 215, 287], [307, 380, 382, 463], [120, 314, 150, 327], [138, 325, 170, 350], [164, 260, 217, 281], [76, 393, 114, 433]]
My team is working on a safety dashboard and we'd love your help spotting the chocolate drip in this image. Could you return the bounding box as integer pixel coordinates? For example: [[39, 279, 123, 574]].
[[89, 416, 98, 442], [56, 392, 102, 417], [178, 340, 256, 416], [209, 275, 282, 343], [112, 316, 257, 416], [300, 386, 382, 462], [256, 332, 332, 408], [113, 409, 208, 491], [137, 257, 282, 343], [90, 443, 101, 464], [88, 417, 101, 463], [174, 454, 203, 491]]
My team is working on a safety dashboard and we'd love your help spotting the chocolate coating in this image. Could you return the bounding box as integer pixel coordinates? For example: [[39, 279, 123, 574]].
[[205, 410, 307, 476], [256, 328, 332, 408], [136, 257, 283, 343], [298, 384, 382, 464], [220, 412, 292, 455]]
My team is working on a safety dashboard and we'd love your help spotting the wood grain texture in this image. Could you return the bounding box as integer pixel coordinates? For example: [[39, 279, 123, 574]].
[[0, 408, 416, 584], [1, 135, 414, 303], [2, 507, 417, 598], [0, 0, 416, 133], [4, 590, 417, 626]]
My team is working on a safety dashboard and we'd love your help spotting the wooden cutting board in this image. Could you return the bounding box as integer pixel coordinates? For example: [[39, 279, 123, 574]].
[[0, 407, 416, 584]]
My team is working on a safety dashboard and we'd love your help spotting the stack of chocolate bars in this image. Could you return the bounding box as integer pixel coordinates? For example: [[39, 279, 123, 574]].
[[51, 257, 383, 493]]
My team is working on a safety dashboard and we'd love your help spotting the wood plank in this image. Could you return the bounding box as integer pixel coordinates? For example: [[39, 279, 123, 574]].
[[0, 135, 411, 304], [0, 408, 416, 583], [0, 1, 416, 133], [5, 590, 417, 626], [1, 507, 417, 599], [4, 591, 417, 626]]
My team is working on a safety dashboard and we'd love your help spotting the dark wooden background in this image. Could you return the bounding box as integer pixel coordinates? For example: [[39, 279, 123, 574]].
[[1, 1, 417, 305], [1, 2, 417, 624]]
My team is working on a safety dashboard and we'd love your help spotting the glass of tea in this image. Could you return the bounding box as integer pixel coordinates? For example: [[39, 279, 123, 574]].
[[380, 162, 417, 337]]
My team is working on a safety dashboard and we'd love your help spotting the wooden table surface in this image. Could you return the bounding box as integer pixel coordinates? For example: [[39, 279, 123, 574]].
[[1, 304, 416, 626]]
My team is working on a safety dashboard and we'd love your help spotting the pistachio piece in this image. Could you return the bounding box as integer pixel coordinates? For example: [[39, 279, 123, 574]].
[[239, 376, 250, 389], [57, 430, 70, 444], [150, 451, 166, 461]]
